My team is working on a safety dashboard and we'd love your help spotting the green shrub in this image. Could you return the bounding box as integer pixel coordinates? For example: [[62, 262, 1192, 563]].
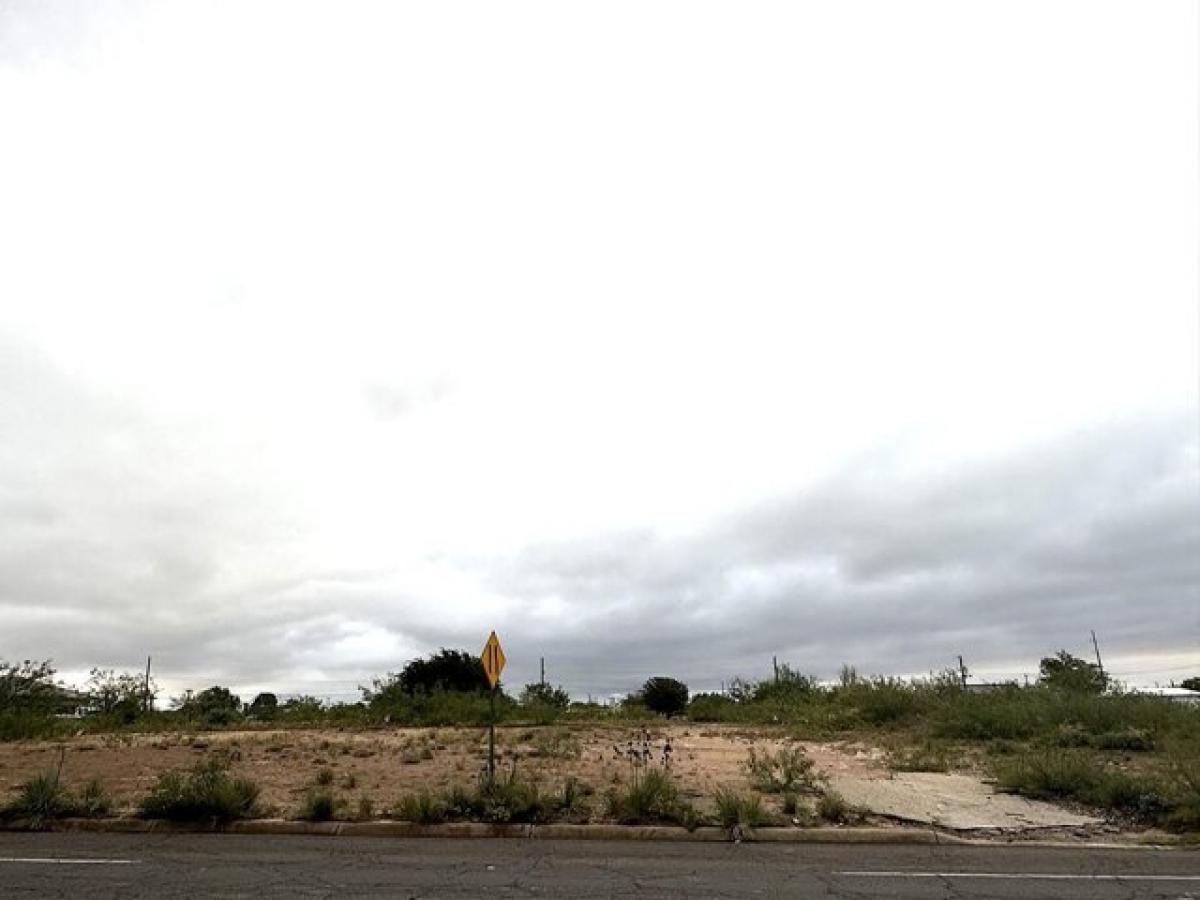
[[315, 768, 334, 786], [687, 693, 739, 722], [743, 745, 820, 793], [139, 758, 259, 822], [1093, 729, 1155, 753], [0, 709, 60, 742]]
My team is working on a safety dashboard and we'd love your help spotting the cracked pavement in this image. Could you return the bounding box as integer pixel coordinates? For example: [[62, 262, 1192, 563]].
[[0, 834, 1197, 898]]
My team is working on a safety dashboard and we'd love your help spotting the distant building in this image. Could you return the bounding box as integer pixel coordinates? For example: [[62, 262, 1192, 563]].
[[963, 681, 1015, 694], [1135, 686, 1200, 704]]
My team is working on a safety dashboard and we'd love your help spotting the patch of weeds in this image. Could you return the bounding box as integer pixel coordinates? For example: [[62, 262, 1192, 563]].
[[300, 790, 336, 822], [475, 771, 551, 823], [816, 790, 861, 824], [341, 773, 357, 790], [139, 758, 260, 822], [743, 744, 821, 793], [995, 751, 1170, 823], [887, 740, 951, 773], [315, 768, 335, 787], [531, 729, 582, 760], [356, 796, 374, 820], [400, 748, 422, 765]]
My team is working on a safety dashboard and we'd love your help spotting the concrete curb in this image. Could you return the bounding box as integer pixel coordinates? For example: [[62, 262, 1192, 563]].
[[3, 818, 967, 844]]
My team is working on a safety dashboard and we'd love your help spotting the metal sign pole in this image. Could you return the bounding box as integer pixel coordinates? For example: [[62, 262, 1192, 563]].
[[488, 687, 496, 783]]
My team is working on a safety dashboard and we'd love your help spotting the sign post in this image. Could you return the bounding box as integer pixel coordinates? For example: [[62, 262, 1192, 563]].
[[480, 630, 506, 784]]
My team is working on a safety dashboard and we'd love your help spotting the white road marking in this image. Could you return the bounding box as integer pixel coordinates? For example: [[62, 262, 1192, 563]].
[[0, 857, 138, 865], [840, 872, 1200, 881]]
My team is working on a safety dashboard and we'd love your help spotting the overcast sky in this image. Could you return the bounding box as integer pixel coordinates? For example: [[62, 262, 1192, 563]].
[[1, 2, 1197, 702]]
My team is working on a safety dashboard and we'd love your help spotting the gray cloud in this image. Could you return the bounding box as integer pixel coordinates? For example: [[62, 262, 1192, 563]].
[[1, 336, 1196, 700], [474, 413, 1200, 694]]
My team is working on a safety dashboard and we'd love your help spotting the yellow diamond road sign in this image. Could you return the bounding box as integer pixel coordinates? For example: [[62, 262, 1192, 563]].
[[481, 631, 506, 690]]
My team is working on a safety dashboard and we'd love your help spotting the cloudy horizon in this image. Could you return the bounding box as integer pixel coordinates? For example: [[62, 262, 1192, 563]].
[[1, 2, 1197, 704]]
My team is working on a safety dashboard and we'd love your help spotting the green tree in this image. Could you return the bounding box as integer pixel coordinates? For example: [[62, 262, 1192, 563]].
[[368, 649, 490, 699], [247, 692, 279, 720], [177, 686, 243, 725], [519, 682, 570, 710], [86, 668, 154, 723], [641, 677, 689, 717], [0, 660, 68, 740], [1038, 651, 1108, 694], [0, 660, 62, 713]]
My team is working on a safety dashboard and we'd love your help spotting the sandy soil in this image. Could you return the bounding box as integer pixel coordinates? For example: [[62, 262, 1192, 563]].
[[0, 724, 879, 820]]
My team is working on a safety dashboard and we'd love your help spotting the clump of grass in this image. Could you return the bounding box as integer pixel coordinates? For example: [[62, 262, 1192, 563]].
[[743, 745, 820, 793], [341, 773, 357, 790], [604, 769, 695, 826], [356, 796, 374, 820], [5, 773, 72, 829], [713, 786, 768, 830], [315, 768, 334, 787], [400, 748, 422, 765], [300, 790, 336, 822], [816, 790, 855, 823], [559, 776, 592, 819], [139, 758, 260, 822], [396, 790, 447, 824], [76, 779, 113, 818]]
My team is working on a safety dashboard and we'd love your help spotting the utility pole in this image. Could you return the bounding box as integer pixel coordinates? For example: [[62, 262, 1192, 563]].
[[540, 657, 545, 688], [957, 655, 968, 688], [1091, 630, 1106, 682], [773, 656, 779, 683], [144, 656, 152, 712]]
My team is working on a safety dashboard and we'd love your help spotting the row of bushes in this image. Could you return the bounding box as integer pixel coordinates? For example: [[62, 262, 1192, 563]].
[[686, 679, 1200, 743]]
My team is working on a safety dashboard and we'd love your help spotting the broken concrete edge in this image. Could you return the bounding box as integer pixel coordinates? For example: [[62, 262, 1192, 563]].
[[1, 817, 963, 844]]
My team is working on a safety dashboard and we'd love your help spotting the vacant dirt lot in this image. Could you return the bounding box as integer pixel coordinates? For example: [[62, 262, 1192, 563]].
[[0, 724, 1111, 834], [0, 724, 876, 819]]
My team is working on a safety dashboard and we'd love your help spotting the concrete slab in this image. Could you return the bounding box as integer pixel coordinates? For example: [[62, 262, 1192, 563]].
[[829, 772, 1103, 831]]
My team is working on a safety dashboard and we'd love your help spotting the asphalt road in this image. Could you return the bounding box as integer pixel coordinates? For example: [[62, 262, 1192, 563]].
[[0, 834, 1197, 899]]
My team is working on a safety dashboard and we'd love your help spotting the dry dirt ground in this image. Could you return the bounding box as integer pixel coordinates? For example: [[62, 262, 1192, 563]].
[[0, 724, 1104, 834]]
